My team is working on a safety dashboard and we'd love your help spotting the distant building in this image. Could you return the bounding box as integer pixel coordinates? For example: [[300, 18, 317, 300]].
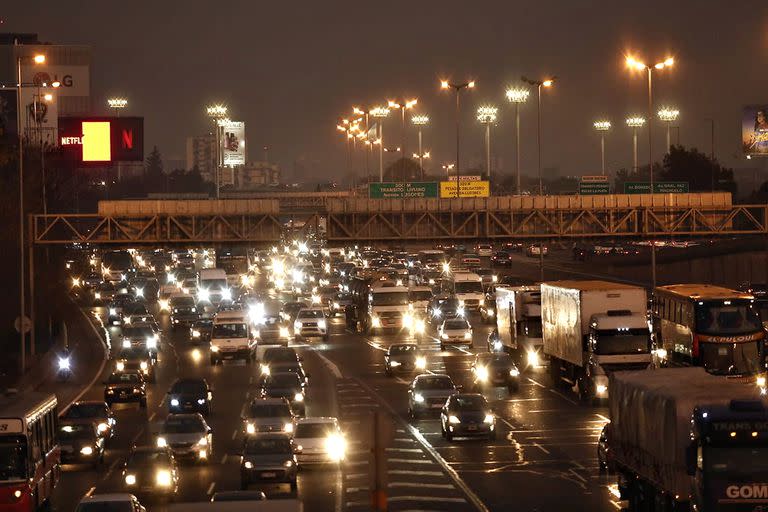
[[186, 134, 215, 181], [237, 161, 280, 188]]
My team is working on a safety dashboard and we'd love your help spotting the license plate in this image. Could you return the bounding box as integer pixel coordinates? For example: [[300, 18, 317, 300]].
[[467, 425, 478, 431], [431, 404, 443, 409], [261, 472, 276, 478]]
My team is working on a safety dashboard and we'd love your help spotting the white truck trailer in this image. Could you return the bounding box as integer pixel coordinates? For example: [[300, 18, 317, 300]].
[[541, 280, 652, 401], [494, 285, 543, 367]]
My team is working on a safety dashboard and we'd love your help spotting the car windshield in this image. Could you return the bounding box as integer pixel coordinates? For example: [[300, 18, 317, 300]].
[[267, 374, 301, 388], [371, 292, 409, 306], [0, 439, 26, 481], [409, 291, 432, 301], [163, 416, 204, 433], [417, 377, 454, 390], [117, 348, 148, 360], [445, 320, 469, 330], [264, 350, 297, 363], [593, 329, 650, 355], [171, 297, 195, 307], [249, 403, 292, 417], [171, 380, 206, 394], [455, 281, 483, 293], [202, 279, 227, 290], [108, 373, 140, 384], [212, 323, 248, 338], [128, 450, 171, 467], [451, 395, 486, 410], [295, 423, 335, 438], [390, 345, 417, 355], [59, 425, 93, 440], [244, 437, 291, 455], [695, 301, 763, 335], [706, 446, 768, 475], [77, 502, 134, 512], [122, 327, 154, 338], [298, 310, 324, 319], [64, 403, 106, 419], [700, 341, 763, 376]]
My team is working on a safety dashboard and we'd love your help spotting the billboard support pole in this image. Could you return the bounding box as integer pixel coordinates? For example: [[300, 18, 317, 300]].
[[16, 58, 26, 374]]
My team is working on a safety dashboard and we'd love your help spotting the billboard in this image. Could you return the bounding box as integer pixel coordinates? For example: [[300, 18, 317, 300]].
[[0, 90, 18, 146], [369, 182, 438, 198], [21, 65, 90, 96], [743, 105, 768, 157], [58, 117, 144, 163], [222, 120, 245, 166], [20, 89, 58, 147], [439, 180, 490, 198]]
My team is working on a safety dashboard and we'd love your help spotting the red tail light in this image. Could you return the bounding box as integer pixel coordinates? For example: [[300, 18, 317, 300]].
[[692, 334, 700, 358]]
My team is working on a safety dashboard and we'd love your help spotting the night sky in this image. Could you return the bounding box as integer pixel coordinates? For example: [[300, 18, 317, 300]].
[[3, 1, 767, 182]]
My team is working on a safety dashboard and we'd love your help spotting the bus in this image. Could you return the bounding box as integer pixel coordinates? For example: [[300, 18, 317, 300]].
[[652, 284, 766, 381], [0, 392, 59, 511]]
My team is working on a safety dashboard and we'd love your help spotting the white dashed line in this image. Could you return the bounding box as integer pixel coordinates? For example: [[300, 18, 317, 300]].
[[388, 469, 444, 476], [388, 458, 435, 464], [385, 447, 423, 453], [206, 482, 216, 495], [388, 496, 467, 503], [527, 377, 546, 388], [388, 482, 457, 490], [533, 442, 551, 454]]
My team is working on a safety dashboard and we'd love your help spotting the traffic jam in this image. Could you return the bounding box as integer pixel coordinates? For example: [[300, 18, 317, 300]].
[[1, 237, 767, 511]]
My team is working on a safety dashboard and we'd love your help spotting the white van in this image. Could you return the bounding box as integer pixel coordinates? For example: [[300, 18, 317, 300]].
[[198, 268, 231, 304], [452, 272, 485, 311], [210, 310, 255, 365]]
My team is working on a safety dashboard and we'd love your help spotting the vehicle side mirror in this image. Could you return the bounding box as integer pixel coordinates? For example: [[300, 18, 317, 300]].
[[685, 441, 697, 476]]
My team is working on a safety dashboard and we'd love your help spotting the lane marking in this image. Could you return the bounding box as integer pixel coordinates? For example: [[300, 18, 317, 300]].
[[388, 469, 444, 476], [498, 417, 516, 431], [231, 429, 238, 441], [346, 486, 369, 493], [596, 413, 610, 423], [385, 447, 423, 453], [549, 389, 578, 406], [568, 468, 587, 483], [533, 442, 551, 455], [84, 487, 95, 498], [388, 482, 456, 490], [527, 377, 546, 388], [206, 482, 216, 495], [387, 458, 435, 464], [345, 473, 367, 480], [388, 496, 467, 503], [314, 350, 343, 378], [148, 412, 156, 422], [62, 303, 110, 415]]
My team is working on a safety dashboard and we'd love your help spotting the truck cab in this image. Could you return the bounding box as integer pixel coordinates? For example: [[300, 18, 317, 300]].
[[367, 282, 410, 334], [451, 272, 485, 311]]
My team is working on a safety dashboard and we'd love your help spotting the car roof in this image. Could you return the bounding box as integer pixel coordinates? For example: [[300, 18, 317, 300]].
[[295, 416, 338, 426], [415, 373, 452, 381], [250, 397, 290, 406], [78, 493, 137, 503]]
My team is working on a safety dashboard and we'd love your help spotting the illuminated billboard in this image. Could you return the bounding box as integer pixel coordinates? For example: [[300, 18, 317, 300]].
[[222, 120, 245, 166], [743, 105, 768, 157], [58, 117, 144, 163]]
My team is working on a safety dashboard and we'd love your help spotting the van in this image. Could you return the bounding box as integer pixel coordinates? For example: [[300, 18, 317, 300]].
[[198, 268, 231, 304], [210, 311, 255, 365]]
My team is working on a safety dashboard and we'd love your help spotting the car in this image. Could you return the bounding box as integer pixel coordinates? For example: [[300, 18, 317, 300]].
[[211, 490, 267, 502], [167, 378, 213, 416], [156, 413, 212, 464], [437, 317, 473, 350], [428, 296, 463, 325], [169, 294, 200, 328], [598, 423, 615, 473], [58, 421, 105, 467], [121, 303, 154, 327], [255, 316, 292, 345], [475, 268, 498, 288], [384, 343, 426, 376], [281, 301, 308, 323], [471, 352, 521, 392], [491, 251, 512, 266], [407, 374, 458, 419], [121, 446, 179, 499], [460, 253, 481, 269], [114, 347, 156, 383], [120, 325, 160, 356], [188, 319, 213, 344], [525, 244, 548, 257], [293, 308, 329, 341], [475, 244, 493, 258], [260, 372, 306, 415], [240, 433, 298, 491], [61, 400, 116, 444], [260, 347, 303, 376], [293, 417, 346, 465], [93, 282, 118, 304], [107, 294, 134, 325], [440, 393, 496, 441], [75, 494, 147, 512], [243, 397, 296, 435], [104, 371, 147, 409]]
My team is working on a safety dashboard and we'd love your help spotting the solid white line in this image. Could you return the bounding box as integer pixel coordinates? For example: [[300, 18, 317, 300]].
[[388, 496, 467, 503], [387, 470, 444, 476], [346, 486, 369, 493], [498, 417, 515, 431], [344, 473, 367, 480], [314, 350, 343, 378], [527, 377, 546, 388], [206, 482, 216, 495], [84, 487, 96, 498], [550, 389, 578, 406], [533, 442, 551, 455], [148, 412, 156, 422], [231, 429, 238, 440], [393, 437, 416, 443], [385, 447, 423, 453], [387, 458, 435, 464], [596, 413, 610, 423], [568, 468, 587, 483], [388, 482, 456, 490]]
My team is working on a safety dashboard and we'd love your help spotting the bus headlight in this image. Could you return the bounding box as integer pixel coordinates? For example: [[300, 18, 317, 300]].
[[415, 356, 427, 370], [125, 474, 136, 485], [596, 384, 608, 396], [475, 366, 489, 382], [527, 350, 540, 367], [156, 469, 172, 487]]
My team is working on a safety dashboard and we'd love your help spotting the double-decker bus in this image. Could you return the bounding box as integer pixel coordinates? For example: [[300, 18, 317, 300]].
[[0, 392, 59, 511], [652, 284, 766, 381]]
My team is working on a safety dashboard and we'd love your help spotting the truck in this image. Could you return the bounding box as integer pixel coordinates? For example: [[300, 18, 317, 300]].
[[451, 272, 485, 311], [541, 280, 652, 401], [367, 282, 411, 334], [198, 268, 232, 304], [495, 285, 543, 367], [608, 367, 768, 511]]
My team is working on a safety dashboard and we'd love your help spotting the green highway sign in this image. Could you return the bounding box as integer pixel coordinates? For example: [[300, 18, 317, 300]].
[[624, 182, 689, 194], [578, 181, 610, 195], [369, 182, 439, 199]]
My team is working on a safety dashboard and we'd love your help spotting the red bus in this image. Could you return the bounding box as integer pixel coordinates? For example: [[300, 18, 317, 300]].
[[0, 393, 59, 511]]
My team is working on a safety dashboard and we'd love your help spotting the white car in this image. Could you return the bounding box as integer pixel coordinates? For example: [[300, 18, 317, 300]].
[[438, 317, 473, 350], [75, 493, 146, 512], [293, 417, 346, 465], [476, 244, 493, 257], [293, 308, 329, 341], [156, 413, 213, 464]]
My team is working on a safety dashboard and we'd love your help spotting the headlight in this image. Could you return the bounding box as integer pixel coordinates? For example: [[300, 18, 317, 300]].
[[476, 366, 489, 381], [402, 314, 413, 328], [159, 299, 169, 311], [414, 393, 425, 403], [484, 414, 495, 424], [58, 357, 70, 370], [441, 333, 448, 340], [146, 337, 157, 349], [324, 433, 347, 462], [197, 437, 208, 446], [527, 350, 540, 367], [135, 288, 144, 298], [758, 376, 767, 388], [132, 387, 140, 393], [191, 329, 201, 338], [432, 309, 441, 318], [157, 436, 167, 447], [371, 316, 381, 328], [109, 308, 117, 316], [156, 469, 172, 487], [122, 340, 131, 348], [198, 289, 210, 302], [464, 331, 472, 339], [140, 361, 148, 370], [244, 461, 253, 469], [318, 319, 327, 330], [510, 368, 520, 377], [478, 299, 485, 306], [448, 415, 461, 424], [170, 399, 179, 407], [493, 340, 503, 351], [654, 348, 668, 360], [457, 307, 465, 317], [294, 321, 302, 330], [97, 422, 108, 433], [246, 423, 255, 434], [284, 459, 294, 468], [197, 398, 206, 405], [261, 364, 270, 375], [390, 360, 401, 367], [415, 356, 427, 370], [596, 384, 608, 396], [80, 446, 94, 455], [71, 277, 80, 287], [94, 292, 101, 299], [222, 288, 232, 301], [123, 317, 132, 325], [333, 302, 340, 310], [210, 345, 219, 352], [487, 310, 495, 317], [284, 422, 294, 433], [125, 474, 136, 485], [428, 278, 435, 285], [492, 275, 498, 282], [311, 294, 321, 304], [279, 327, 290, 338], [294, 392, 304, 402]]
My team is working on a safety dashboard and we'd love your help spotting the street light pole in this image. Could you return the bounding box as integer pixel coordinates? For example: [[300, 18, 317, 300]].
[[107, 98, 128, 182], [626, 116, 646, 174], [506, 87, 529, 194], [593, 120, 611, 175], [441, 80, 475, 196], [658, 107, 679, 154], [477, 106, 498, 179], [370, 107, 390, 182], [411, 114, 429, 180]]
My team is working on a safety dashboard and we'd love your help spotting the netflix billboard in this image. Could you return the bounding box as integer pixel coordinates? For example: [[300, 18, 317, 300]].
[[58, 116, 144, 163]]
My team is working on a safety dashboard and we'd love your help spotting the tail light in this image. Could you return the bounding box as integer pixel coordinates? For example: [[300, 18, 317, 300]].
[[692, 334, 700, 358]]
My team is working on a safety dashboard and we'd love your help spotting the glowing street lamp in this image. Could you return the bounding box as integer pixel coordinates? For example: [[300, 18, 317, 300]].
[[440, 79, 476, 186], [477, 106, 498, 178], [506, 87, 530, 194], [411, 114, 430, 179], [657, 107, 680, 152], [107, 98, 128, 110], [593, 120, 611, 175], [370, 106, 390, 182]]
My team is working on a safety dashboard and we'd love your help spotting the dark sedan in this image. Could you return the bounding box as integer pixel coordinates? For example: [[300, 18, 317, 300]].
[[440, 393, 496, 441], [240, 434, 297, 491], [167, 378, 213, 416], [121, 446, 179, 499], [58, 422, 105, 467], [490, 251, 513, 266], [260, 372, 306, 415], [104, 371, 147, 409]]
